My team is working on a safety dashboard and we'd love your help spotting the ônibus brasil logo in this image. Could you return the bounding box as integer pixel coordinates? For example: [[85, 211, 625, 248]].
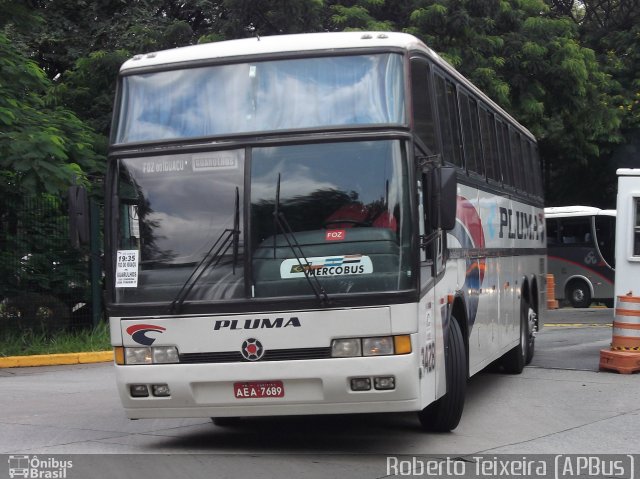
[[126, 324, 166, 346]]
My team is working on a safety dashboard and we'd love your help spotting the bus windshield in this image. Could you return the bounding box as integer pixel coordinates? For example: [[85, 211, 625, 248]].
[[115, 53, 406, 144], [114, 140, 412, 305]]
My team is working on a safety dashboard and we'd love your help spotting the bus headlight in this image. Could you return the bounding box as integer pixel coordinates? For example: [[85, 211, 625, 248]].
[[331, 335, 411, 357], [125, 347, 152, 364], [363, 337, 394, 356], [152, 346, 179, 364], [122, 346, 179, 365], [331, 338, 362, 357]]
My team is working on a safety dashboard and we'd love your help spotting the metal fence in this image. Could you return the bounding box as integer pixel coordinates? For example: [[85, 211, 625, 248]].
[[0, 195, 96, 333]]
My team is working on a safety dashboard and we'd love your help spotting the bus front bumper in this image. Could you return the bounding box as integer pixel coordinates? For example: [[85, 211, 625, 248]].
[[115, 353, 423, 419]]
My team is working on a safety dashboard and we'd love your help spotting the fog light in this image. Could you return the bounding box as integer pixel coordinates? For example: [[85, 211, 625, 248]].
[[363, 336, 394, 356], [151, 384, 171, 397], [152, 346, 179, 364], [374, 376, 395, 390], [130, 384, 149, 397], [125, 347, 152, 365], [332, 338, 362, 357], [350, 377, 371, 391]]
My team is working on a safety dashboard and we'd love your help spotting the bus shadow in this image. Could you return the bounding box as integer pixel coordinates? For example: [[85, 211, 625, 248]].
[[154, 412, 439, 453], [153, 374, 498, 453]]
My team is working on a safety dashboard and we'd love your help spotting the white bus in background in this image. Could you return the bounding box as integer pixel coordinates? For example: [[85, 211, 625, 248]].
[[96, 32, 545, 432], [545, 206, 616, 307]]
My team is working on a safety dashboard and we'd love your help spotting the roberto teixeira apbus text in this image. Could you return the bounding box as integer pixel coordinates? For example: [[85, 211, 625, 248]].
[[385, 455, 635, 478]]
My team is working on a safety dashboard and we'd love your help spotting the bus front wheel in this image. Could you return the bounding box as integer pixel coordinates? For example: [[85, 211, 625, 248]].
[[418, 317, 466, 432], [567, 280, 591, 308]]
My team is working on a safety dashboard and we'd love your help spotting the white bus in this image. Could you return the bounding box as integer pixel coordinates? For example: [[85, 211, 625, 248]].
[[545, 206, 616, 308], [104, 32, 545, 432]]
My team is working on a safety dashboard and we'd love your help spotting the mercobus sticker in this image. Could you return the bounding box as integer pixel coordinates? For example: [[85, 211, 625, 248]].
[[280, 255, 373, 279]]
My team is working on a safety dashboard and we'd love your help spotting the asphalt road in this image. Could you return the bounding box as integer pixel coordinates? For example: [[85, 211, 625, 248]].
[[0, 307, 638, 479], [532, 307, 614, 371]]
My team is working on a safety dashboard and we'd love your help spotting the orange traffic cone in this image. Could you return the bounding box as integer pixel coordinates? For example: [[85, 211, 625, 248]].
[[546, 274, 559, 309], [599, 295, 640, 374]]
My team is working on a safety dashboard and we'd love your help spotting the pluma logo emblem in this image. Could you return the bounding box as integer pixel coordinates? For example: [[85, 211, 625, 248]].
[[126, 324, 166, 346], [241, 338, 265, 361]]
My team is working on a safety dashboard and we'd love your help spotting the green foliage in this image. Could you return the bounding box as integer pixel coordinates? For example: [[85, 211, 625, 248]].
[[0, 320, 110, 356], [331, 4, 394, 30], [0, 34, 102, 196], [54, 49, 130, 138]]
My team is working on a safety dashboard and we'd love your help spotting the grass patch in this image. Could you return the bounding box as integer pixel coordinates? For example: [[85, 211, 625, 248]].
[[0, 321, 111, 357]]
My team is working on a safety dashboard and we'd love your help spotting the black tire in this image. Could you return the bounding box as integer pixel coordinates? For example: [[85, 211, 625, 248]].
[[502, 298, 530, 374], [211, 417, 241, 427], [524, 299, 536, 365], [567, 280, 591, 308], [418, 317, 466, 432]]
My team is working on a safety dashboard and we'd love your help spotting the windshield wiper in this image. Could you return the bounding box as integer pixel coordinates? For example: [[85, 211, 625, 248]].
[[170, 187, 240, 313], [272, 173, 330, 306]]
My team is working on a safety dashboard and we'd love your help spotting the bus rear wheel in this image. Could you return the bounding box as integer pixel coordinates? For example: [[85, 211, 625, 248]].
[[418, 317, 466, 432], [525, 300, 536, 365], [502, 298, 532, 374], [567, 280, 591, 308]]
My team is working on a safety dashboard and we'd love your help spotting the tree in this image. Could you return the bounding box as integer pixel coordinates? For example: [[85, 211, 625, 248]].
[[1, 4, 103, 329], [343, 0, 623, 206], [553, 0, 640, 182], [0, 33, 101, 196]]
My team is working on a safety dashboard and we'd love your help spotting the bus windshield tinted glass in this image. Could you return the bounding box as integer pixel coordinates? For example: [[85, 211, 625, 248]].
[[115, 150, 245, 303], [251, 140, 412, 297], [113, 140, 413, 305], [115, 53, 406, 144]]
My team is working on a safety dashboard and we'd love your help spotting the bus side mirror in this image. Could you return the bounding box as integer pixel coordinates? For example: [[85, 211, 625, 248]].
[[68, 185, 90, 249], [426, 166, 457, 231]]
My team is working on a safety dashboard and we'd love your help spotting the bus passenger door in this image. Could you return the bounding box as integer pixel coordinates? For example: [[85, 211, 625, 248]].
[[417, 175, 439, 404]]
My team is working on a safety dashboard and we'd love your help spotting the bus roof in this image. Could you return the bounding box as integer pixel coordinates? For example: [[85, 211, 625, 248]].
[[544, 206, 616, 218], [617, 168, 640, 177], [120, 32, 430, 72]]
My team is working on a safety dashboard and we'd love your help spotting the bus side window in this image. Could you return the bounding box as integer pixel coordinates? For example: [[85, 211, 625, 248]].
[[532, 144, 543, 198], [479, 106, 500, 182], [434, 73, 462, 167], [410, 58, 439, 154], [522, 139, 534, 194], [509, 129, 524, 191], [559, 217, 591, 246], [459, 91, 483, 176], [496, 119, 512, 187], [546, 219, 558, 245]]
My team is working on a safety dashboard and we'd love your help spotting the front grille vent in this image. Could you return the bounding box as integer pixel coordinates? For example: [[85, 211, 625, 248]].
[[179, 347, 332, 364]]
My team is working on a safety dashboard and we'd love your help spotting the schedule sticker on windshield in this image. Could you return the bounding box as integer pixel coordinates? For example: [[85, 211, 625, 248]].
[[115, 250, 139, 288]]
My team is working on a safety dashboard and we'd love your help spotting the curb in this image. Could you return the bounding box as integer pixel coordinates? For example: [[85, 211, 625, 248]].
[[0, 351, 113, 368]]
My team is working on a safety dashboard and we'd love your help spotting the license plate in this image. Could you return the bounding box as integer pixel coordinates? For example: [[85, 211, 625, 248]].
[[233, 381, 285, 399]]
